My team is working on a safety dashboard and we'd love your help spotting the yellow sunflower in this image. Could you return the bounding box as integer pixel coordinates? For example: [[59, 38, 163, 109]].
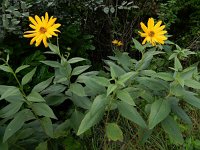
[[24, 12, 61, 47], [112, 39, 123, 46], [139, 18, 167, 46]]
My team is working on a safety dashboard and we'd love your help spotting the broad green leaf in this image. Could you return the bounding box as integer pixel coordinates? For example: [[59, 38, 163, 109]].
[[161, 116, 184, 145], [32, 77, 53, 93], [21, 67, 37, 85], [106, 123, 123, 142], [107, 84, 117, 96], [71, 65, 91, 76], [41, 61, 61, 68], [184, 79, 200, 90], [69, 94, 92, 109], [148, 99, 171, 129], [45, 93, 67, 106], [77, 103, 105, 135], [70, 110, 84, 132], [40, 117, 54, 138], [0, 86, 20, 100], [41, 84, 66, 95], [3, 109, 27, 142], [35, 141, 48, 150], [91, 76, 110, 87], [132, 38, 145, 52], [138, 128, 153, 144], [54, 119, 71, 138], [171, 102, 192, 125], [70, 83, 86, 97], [32, 103, 57, 119], [118, 101, 147, 128], [118, 72, 137, 85], [15, 65, 30, 73], [68, 57, 86, 64], [0, 65, 12, 73], [183, 94, 200, 109], [48, 43, 60, 54], [155, 72, 174, 81], [27, 91, 45, 102], [174, 57, 182, 71], [0, 102, 23, 118], [106, 61, 126, 78], [16, 128, 34, 140], [117, 90, 136, 106], [90, 94, 108, 115]]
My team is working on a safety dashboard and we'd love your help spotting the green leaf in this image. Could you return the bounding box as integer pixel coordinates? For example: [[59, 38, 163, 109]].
[[184, 79, 200, 89], [3, 109, 27, 142], [48, 43, 60, 54], [68, 57, 86, 64], [107, 84, 117, 96], [132, 38, 145, 52], [32, 77, 53, 93], [21, 67, 37, 85], [41, 84, 66, 95], [35, 141, 48, 150], [45, 93, 67, 106], [70, 94, 92, 109], [155, 72, 174, 81], [117, 90, 136, 106], [0, 65, 12, 73], [161, 116, 184, 145], [118, 101, 147, 128], [32, 103, 57, 119], [183, 93, 200, 109], [15, 65, 30, 73], [148, 99, 171, 129], [174, 57, 182, 71], [91, 76, 110, 87], [70, 110, 84, 132], [27, 91, 45, 102], [106, 123, 123, 142], [106, 61, 126, 78], [90, 94, 108, 115], [71, 65, 91, 76], [40, 117, 54, 138], [41, 61, 61, 68], [70, 83, 86, 97], [0, 86, 20, 100], [118, 72, 137, 85], [0, 102, 23, 118]]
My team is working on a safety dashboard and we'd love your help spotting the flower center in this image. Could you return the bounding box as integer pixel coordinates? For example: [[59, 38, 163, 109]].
[[39, 27, 47, 34], [149, 31, 155, 37]]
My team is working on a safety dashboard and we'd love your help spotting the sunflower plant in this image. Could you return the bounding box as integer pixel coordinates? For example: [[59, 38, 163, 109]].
[[0, 14, 200, 149]]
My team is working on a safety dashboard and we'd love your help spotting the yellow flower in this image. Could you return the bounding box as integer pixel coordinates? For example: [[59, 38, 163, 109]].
[[24, 12, 61, 47], [139, 18, 167, 46], [112, 39, 123, 46]]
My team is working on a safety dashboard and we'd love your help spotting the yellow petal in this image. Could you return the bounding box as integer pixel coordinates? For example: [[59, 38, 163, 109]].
[[157, 30, 167, 35], [42, 36, 48, 47], [47, 29, 58, 36], [29, 17, 38, 26], [30, 34, 40, 45], [35, 34, 44, 47], [24, 30, 37, 34], [29, 24, 37, 29], [51, 23, 61, 29], [47, 17, 57, 28], [35, 15, 42, 25], [156, 25, 166, 32], [45, 32, 52, 38], [142, 37, 147, 45], [138, 31, 147, 37], [140, 22, 148, 33], [148, 18, 154, 29], [24, 33, 37, 38], [154, 21, 162, 29], [45, 12, 49, 23]]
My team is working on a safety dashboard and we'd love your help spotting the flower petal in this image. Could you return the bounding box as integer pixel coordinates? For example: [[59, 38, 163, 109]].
[[47, 17, 57, 28], [154, 21, 162, 29], [148, 18, 154, 29], [35, 15, 42, 25], [140, 22, 148, 33], [51, 23, 61, 29], [45, 12, 49, 23], [24, 33, 37, 38], [29, 17, 38, 26], [42, 36, 48, 47]]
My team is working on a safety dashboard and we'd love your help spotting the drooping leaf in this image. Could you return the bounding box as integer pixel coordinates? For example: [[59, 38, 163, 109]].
[[0, 65, 12, 73], [117, 90, 136, 106], [27, 91, 45, 102], [15, 65, 30, 73], [41, 61, 61, 68], [132, 38, 145, 52], [70, 110, 84, 132], [184, 79, 200, 90], [21, 67, 37, 85], [71, 65, 91, 76], [161, 116, 184, 145], [0, 86, 20, 100], [106, 123, 123, 142], [174, 57, 182, 71], [32, 103, 57, 119], [68, 57, 86, 64], [40, 117, 54, 138], [0, 102, 23, 118], [48, 43, 60, 55], [118, 101, 147, 128], [70, 83, 86, 97], [32, 77, 53, 93], [148, 99, 171, 129]]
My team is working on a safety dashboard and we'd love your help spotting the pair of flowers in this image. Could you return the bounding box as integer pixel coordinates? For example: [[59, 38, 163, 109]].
[[24, 12, 167, 47]]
